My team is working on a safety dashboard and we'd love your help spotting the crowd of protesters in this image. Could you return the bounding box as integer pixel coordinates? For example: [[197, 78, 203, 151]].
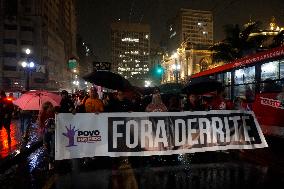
[[37, 85, 256, 169], [0, 85, 256, 170]]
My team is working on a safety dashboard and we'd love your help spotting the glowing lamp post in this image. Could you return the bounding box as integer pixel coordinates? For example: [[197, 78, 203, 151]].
[[21, 48, 35, 91], [172, 53, 181, 83]]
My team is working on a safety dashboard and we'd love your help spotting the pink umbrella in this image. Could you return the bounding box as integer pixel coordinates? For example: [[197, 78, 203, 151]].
[[13, 91, 62, 110]]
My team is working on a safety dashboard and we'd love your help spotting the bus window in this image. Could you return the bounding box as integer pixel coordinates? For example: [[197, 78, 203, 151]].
[[216, 73, 223, 83], [234, 84, 255, 101], [261, 61, 279, 81], [280, 59, 284, 79], [243, 66, 255, 84], [261, 79, 282, 93], [224, 86, 231, 99], [209, 75, 215, 80], [224, 72, 231, 85], [235, 69, 244, 84]]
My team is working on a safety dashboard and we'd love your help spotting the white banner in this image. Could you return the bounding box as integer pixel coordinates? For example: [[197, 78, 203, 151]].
[[55, 111, 268, 160]]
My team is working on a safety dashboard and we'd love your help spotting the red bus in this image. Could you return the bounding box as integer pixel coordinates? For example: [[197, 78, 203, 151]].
[[191, 46, 284, 138]]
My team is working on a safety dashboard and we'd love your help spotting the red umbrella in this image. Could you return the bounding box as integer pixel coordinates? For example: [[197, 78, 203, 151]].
[[13, 91, 61, 110]]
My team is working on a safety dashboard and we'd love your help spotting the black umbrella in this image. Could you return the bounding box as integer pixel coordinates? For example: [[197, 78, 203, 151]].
[[183, 77, 223, 94], [83, 71, 132, 91], [159, 83, 184, 94]]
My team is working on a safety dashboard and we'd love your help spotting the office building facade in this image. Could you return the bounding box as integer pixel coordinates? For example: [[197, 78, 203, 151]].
[[0, 0, 77, 91], [111, 22, 150, 87], [168, 8, 213, 53]]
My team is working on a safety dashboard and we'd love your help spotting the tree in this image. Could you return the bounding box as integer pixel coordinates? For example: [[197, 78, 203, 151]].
[[211, 21, 267, 63]]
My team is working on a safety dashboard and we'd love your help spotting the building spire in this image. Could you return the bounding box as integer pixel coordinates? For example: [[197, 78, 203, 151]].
[[270, 16, 277, 30]]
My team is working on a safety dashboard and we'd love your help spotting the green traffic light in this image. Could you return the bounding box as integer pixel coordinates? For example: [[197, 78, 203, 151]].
[[156, 68, 163, 74]]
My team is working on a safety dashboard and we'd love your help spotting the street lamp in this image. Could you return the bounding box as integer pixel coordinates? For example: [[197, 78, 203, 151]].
[[145, 80, 151, 87], [21, 48, 34, 91], [172, 53, 180, 83], [25, 48, 31, 55]]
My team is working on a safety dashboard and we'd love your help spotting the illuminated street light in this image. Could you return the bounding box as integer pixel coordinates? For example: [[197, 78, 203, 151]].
[[145, 80, 151, 87], [172, 52, 178, 59], [22, 48, 35, 91], [171, 52, 180, 83], [21, 61, 27, 68], [25, 48, 31, 55], [29, 62, 35, 68]]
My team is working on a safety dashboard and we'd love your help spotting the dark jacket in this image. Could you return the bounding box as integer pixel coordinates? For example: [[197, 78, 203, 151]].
[[59, 98, 75, 113], [183, 101, 204, 111], [109, 99, 133, 112]]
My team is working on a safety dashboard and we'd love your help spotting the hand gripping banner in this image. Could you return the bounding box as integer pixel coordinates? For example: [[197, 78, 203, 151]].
[[55, 110, 268, 160]]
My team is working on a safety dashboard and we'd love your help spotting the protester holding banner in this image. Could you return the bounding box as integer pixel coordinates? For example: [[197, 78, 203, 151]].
[[75, 90, 88, 113], [211, 87, 233, 110], [59, 90, 75, 113], [145, 93, 167, 112], [85, 87, 104, 113], [110, 90, 133, 112], [183, 94, 203, 111], [167, 95, 182, 112]]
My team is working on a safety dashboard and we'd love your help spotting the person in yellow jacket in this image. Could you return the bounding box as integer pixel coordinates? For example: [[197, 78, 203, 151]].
[[85, 87, 104, 113]]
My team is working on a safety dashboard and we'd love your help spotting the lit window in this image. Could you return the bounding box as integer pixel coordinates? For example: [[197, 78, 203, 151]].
[[170, 31, 176, 38], [145, 35, 149, 39], [121, 37, 139, 42], [261, 61, 279, 81], [280, 59, 284, 79], [234, 69, 244, 84]]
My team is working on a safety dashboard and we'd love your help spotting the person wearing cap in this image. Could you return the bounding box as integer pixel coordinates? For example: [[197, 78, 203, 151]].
[[85, 87, 104, 113], [59, 90, 75, 113]]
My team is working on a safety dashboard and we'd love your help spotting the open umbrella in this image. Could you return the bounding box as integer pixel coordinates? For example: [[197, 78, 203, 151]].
[[159, 83, 184, 94], [83, 71, 132, 91], [183, 77, 223, 94], [13, 91, 61, 110]]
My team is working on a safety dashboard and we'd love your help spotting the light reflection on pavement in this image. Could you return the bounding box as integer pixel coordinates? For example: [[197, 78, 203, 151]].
[[0, 120, 40, 159], [0, 121, 20, 158]]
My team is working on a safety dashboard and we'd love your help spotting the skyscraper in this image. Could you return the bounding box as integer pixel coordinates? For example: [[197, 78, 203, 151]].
[[0, 0, 77, 91], [168, 8, 213, 53], [163, 8, 213, 83], [111, 22, 150, 87]]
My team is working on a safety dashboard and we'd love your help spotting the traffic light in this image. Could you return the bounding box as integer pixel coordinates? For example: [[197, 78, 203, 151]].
[[155, 65, 164, 76]]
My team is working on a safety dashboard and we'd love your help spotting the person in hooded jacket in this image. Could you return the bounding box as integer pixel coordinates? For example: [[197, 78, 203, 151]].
[[59, 90, 75, 113]]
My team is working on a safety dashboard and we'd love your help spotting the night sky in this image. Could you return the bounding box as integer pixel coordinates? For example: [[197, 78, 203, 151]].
[[77, 0, 284, 61]]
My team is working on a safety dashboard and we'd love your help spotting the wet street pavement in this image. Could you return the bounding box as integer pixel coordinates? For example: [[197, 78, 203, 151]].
[[0, 120, 22, 159], [0, 119, 41, 160], [1, 130, 284, 189]]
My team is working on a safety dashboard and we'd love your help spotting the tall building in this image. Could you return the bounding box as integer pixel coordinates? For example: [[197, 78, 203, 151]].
[[161, 8, 213, 84], [111, 22, 150, 87], [77, 36, 94, 76], [0, 0, 77, 91], [168, 8, 213, 53], [76, 36, 94, 90]]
